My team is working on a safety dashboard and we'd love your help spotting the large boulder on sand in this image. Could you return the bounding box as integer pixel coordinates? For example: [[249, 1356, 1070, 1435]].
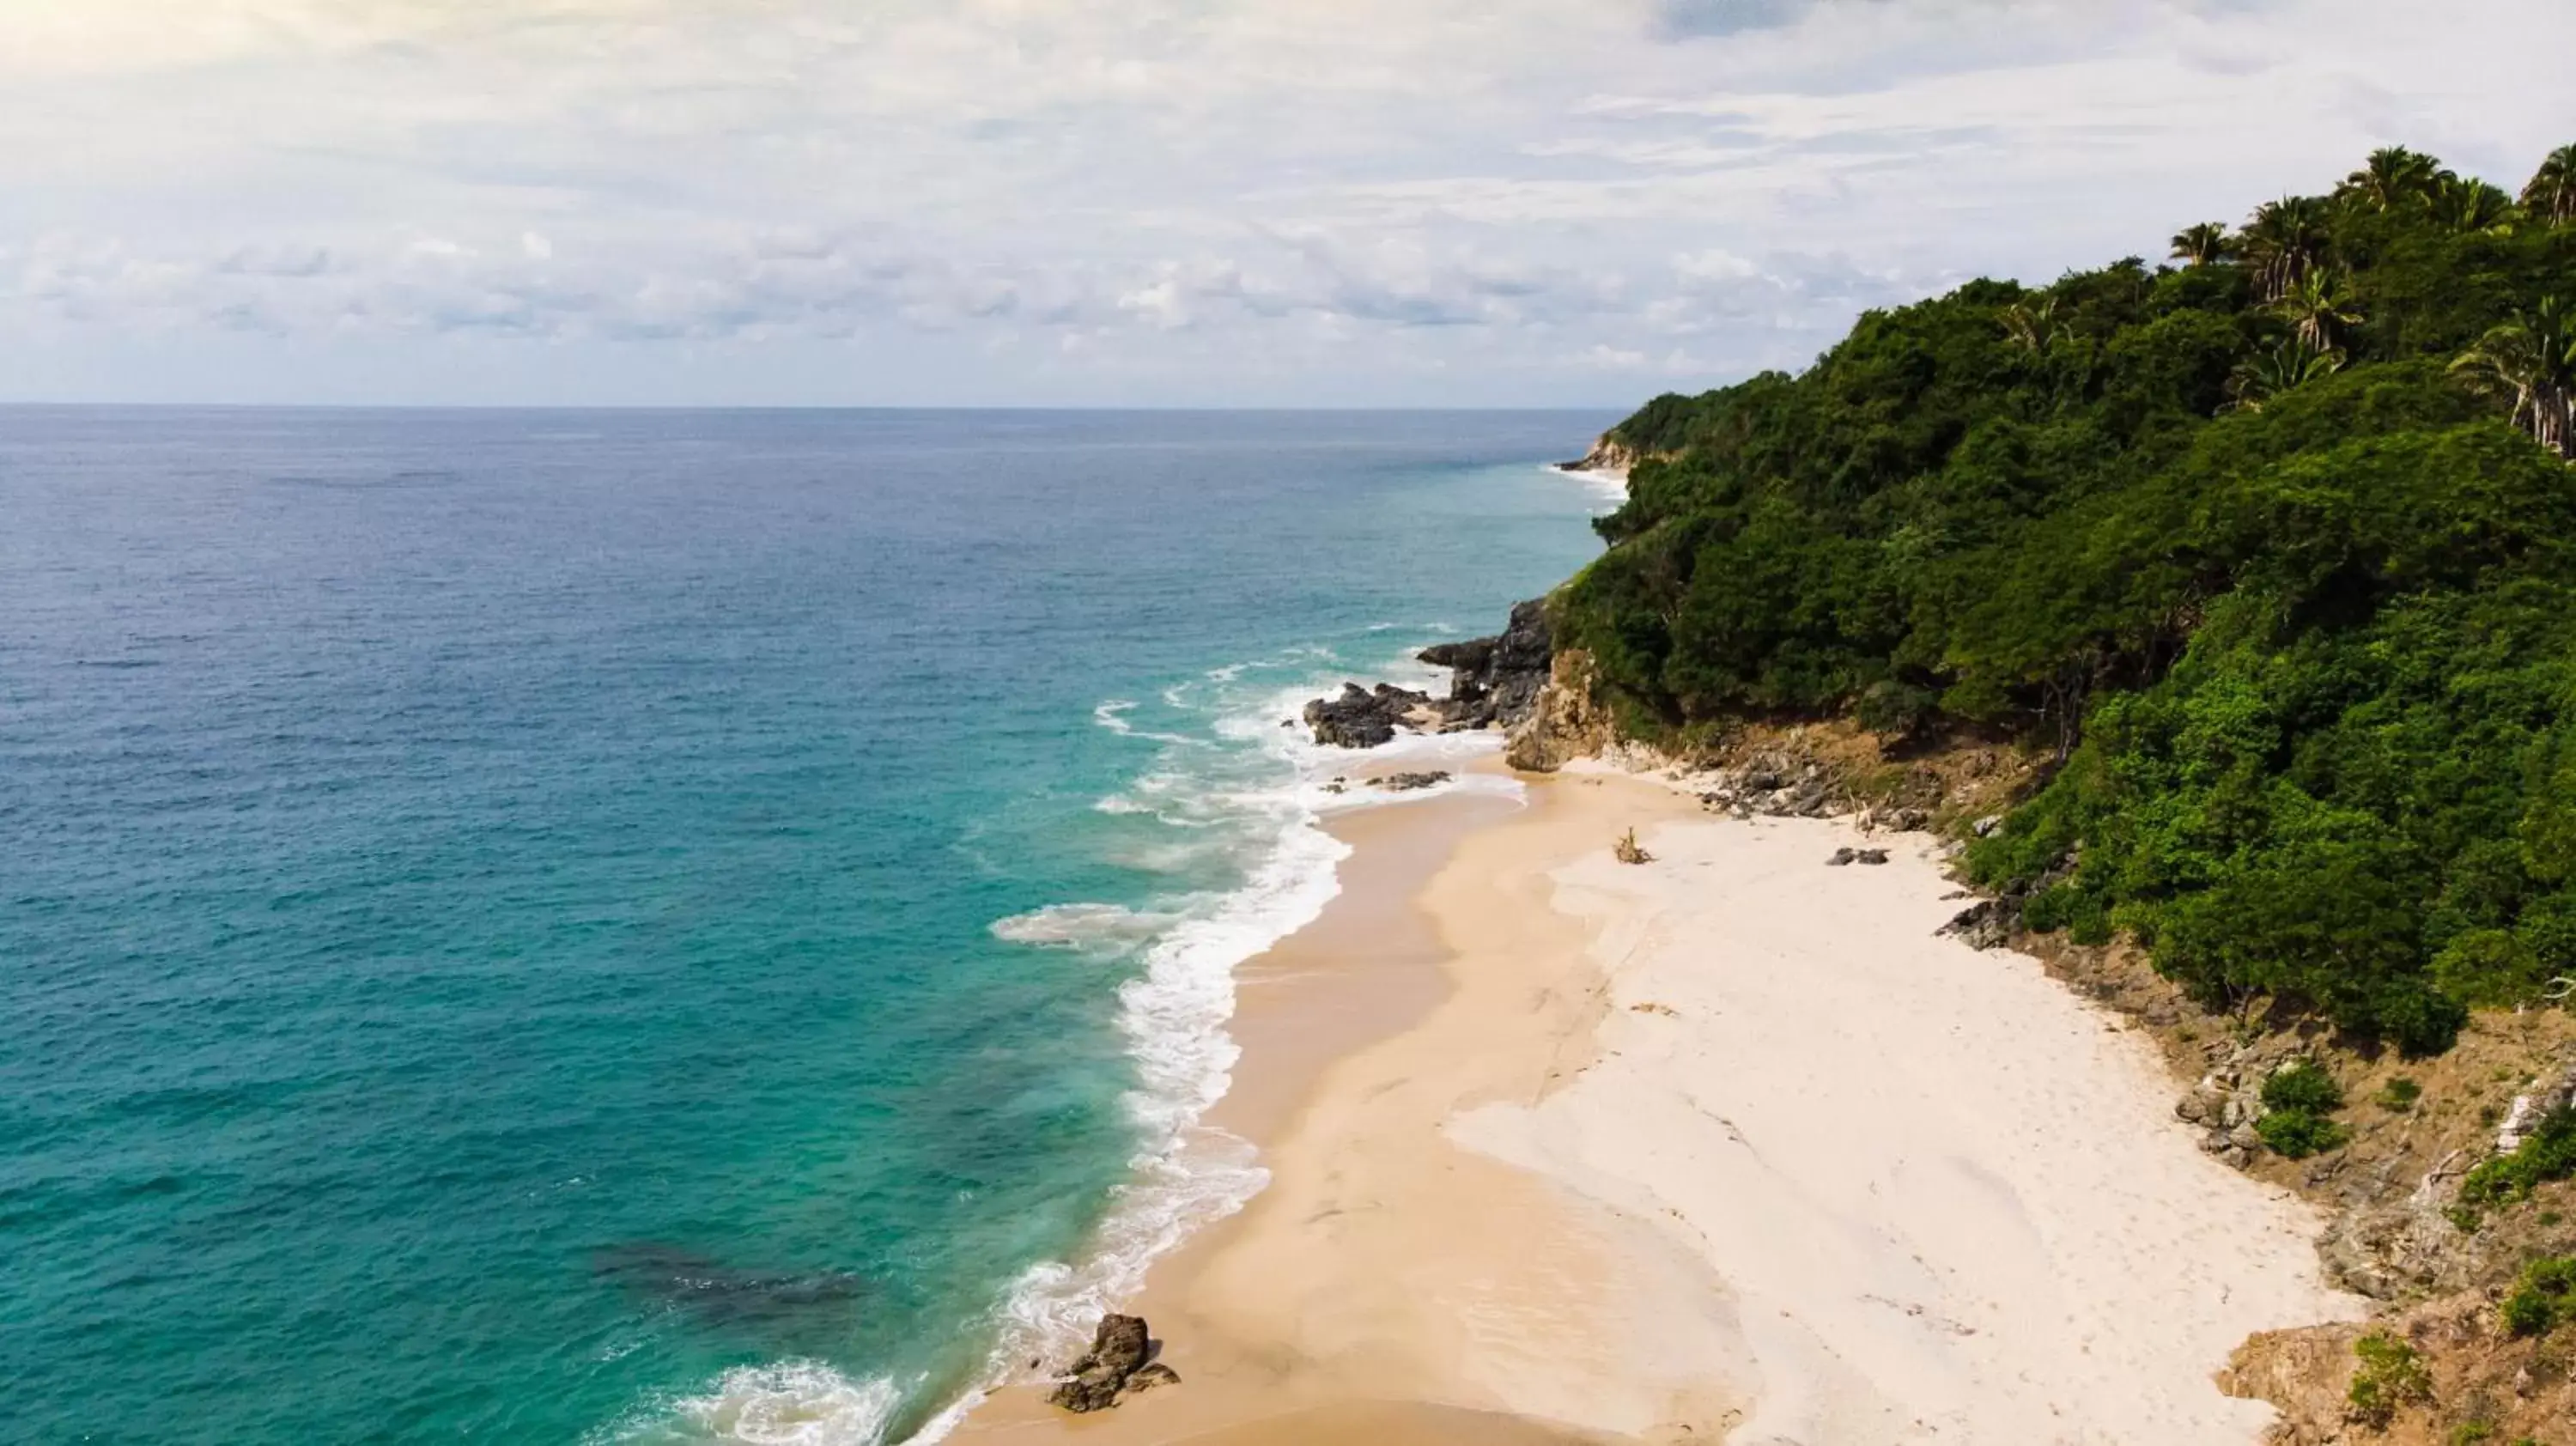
[[1047, 1314, 1155, 1413]]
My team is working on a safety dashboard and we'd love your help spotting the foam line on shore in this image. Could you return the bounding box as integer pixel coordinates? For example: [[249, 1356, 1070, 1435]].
[[923, 637, 1504, 1440]]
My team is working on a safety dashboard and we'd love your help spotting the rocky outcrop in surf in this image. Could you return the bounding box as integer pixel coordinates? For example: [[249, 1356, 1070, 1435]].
[[1300, 598, 1556, 750], [1420, 598, 1553, 732], [1303, 683, 1435, 748]]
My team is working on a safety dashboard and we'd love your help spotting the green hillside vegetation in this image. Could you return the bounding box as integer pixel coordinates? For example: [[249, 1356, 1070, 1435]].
[[1565, 146, 2576, 1053]]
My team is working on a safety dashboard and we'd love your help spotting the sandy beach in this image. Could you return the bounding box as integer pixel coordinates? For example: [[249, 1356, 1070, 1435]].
[[961, 764, 2366, 1446]]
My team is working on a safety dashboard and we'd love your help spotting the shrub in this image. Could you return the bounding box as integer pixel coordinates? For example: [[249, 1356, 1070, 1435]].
[[2376, 1076, 2423, 1112], [2458, 1108, 2576, 1221], [2348, 1331, 2433, 1427], [2263, 1060, 2347, 1114], [2502, 1255, 2576, 1336], [1855, 678, 1941, 739], [2257, 1060, 2352, 1157], [2258, 1109, 2351, 1158]]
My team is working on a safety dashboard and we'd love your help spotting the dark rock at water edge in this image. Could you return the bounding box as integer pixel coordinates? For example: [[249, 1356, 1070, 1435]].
[[1417, 598, 1554, 731], [1554, 435, 1637, 475], [1303, 683, 1432, 749], [1302, 598, 1554, 750], [1048, 1314, 1160, 1413], [1379, 771, 1451, 792]]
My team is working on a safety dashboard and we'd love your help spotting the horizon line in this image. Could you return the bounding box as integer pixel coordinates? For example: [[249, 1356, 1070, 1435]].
[[0, 400, 1641, 415]]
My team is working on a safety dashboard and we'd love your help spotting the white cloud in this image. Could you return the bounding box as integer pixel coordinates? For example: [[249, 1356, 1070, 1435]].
[[0, 0, 2570, 404]]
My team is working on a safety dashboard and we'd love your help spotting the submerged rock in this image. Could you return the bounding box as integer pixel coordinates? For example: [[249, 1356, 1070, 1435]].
[[1048, 1314, 1157, 1413], [588, 1243, 868, 1337]]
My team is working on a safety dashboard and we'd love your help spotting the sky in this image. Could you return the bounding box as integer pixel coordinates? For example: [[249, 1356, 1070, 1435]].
[[3, 0, 2573, 407]]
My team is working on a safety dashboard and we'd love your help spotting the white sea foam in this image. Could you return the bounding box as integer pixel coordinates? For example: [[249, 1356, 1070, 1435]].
[[910, 634, 1520, 1444], [982, 817, 1338, 1364], [987, 902, 1176, 952], [660, 1363, 906, 1446], [1090, 700, 1201, 748], [1550, 460, 1630, 505]]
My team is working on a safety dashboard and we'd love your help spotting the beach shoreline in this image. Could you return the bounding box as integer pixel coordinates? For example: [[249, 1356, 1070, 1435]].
[[957, 759, 2366, 1446]]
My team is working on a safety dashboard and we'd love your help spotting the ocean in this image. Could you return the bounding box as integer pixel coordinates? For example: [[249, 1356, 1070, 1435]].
[[0, 408, 1616, 1445]]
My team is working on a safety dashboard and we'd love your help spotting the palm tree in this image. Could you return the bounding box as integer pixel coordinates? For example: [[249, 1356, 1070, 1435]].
[[2272, 270, 2365, 352], [2432, 175, 2520, 236], [2342, 147, 2445, 211], [2451, 299, 2576, 459], [2226, 337, 2345, 413], [2000, 296, 2067, 355], [2169, 222, 2233, 267], [2523, 145, 2576, 227], [2239, 196, 2333, 301]]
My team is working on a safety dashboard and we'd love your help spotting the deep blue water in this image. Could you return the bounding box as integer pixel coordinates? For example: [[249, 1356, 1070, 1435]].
[[0, 409, 1613, 1444]]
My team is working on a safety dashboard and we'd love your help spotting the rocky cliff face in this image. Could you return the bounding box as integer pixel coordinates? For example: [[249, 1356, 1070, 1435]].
[[1554, 434, 1638, 475], [1420, 598, 1552, 732], [1504, 649, 1615, 772]]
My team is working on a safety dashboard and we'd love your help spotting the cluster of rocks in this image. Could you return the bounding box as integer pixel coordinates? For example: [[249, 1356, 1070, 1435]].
[[1826, 847, 1890, 866], [1418, 599, 1554, 732], [1936, 898, 2017, 951], [2316, 1183, 2485, 1301], [2173, 1044, 2315, 1169], [1300, 599, 1554, 750], [1319, 770, 1452, 796], [1694, 757, 1838, 818], [2494, 1057, 2576, 1152], [1046, 1314, 1179, 1414], [1934, 822, 2063, 951], [1302, 682, 1437, 748]]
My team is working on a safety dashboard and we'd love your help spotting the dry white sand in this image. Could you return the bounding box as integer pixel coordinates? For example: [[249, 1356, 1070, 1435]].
[[962, 771, 2366, 1446], [1452, 804, 2370, 1445]]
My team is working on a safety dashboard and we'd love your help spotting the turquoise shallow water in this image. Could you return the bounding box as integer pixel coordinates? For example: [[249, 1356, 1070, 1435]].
[[0, 409, 1613, 1445]]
